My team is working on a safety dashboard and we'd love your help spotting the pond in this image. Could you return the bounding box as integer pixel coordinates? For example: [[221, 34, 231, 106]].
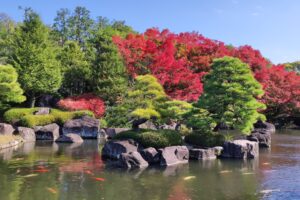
[[0, 130, 300, 200]]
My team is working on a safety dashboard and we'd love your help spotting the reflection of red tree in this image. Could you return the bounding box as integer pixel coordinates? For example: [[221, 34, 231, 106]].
[[168, 180, 190, 200], [59, 153, 104, 173]]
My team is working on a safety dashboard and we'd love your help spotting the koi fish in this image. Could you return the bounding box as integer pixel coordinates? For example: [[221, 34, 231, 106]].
[[219, 170, 232, 174], [260, 189, 280, 194], [93, 177, 105, 182], [242, 172, 255, 175], [33, 169, 49, 173], [23, 174, 38, 178], [85, 170, 94, 175], [262, 162, 270, 165], [46, 187, 57, 194], [183, 176, 196, 180]]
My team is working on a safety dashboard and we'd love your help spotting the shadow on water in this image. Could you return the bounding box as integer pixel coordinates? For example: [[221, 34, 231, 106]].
[[0, 130, 299, 199]]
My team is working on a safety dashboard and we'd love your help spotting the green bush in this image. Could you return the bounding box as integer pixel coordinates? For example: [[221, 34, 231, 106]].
[[19, 114, 56, 127], [184, 132, 225, 148], [4, 108, 38, 123], [113, 129, 183, 148], [3, 108, 95, 127]]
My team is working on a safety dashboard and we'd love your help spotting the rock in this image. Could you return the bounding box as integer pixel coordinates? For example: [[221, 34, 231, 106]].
[[189, 148, 216, 160], [159, 146, 189, 166], [221, 140, 259, 159], [34, 123, 60, 141], [254, 121, 275, 134], [101, 140, 139, 159], [213, 146, 224, 156], [140, 147, 160, 164], [34, 107, 50, 115], [118, 151, 149, 169], [101, 128, 131, 139], [247, 130, 271, 148], [138, 120, 157, 130], [17, 127, 36, 142], [56, 133, 83, 143], [63, 116, 100, 139], [0, 123, 15, 136]]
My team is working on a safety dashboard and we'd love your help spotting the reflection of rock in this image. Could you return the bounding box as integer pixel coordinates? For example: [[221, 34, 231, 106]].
[[159, 146, 189, 166], [162, 164, 188, 177], [20, 141, 35, 155], [34, 123, 60, 141], [63, 116, 100, 139], [189, 148, 216, 160], [102, 140, 139, 159], [0, 146, 15, 160], [221, 140, 259, 159], [35, 141, 59, 153], [0, 123, 15, 135], [18, 127, 36, 142], [56, 133, 83, 143], [118, 151, 149, 169]]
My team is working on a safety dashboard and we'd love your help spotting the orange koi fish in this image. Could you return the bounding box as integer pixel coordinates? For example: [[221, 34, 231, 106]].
[[93, 177, 105, 182], [46, 187, 57, 194]]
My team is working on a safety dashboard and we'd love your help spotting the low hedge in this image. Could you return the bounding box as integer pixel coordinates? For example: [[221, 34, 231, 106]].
[[113, 129, 183, 148], [4, 108, 94, 127], [184, 132, 225, 148]]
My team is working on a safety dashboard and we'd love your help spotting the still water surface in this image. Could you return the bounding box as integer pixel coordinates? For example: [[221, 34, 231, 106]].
[[0, 130, 300, 200]]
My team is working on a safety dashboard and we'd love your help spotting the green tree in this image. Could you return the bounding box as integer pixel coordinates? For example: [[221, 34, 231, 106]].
[[52, 8, 70, 46], [9, 8, 62, 107], [0, 13, 15, 64], [198, 56, 266, 134], [90, 26, 129, 105], [68, 6, 94, 48], [58, 41, 91, 96], [0, 65, 26, 110]]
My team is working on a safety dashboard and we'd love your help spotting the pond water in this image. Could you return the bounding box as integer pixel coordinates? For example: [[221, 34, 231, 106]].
[[0, 130, 300, 200]]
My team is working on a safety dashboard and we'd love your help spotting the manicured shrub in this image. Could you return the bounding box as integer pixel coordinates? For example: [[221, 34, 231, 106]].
[[3, 108, 38, 123], [184, 132, 225, 148], [3, 108, 94, 127], [19, 114, 56, 127], [57, 93, 105, 118], [113, 129, 183, 148]]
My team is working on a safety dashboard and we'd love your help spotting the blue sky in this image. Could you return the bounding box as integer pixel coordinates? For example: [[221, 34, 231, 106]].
[[1, 0, 299, 64]]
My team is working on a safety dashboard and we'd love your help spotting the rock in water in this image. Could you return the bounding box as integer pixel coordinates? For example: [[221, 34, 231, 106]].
[[159, 146, 189, 166], [34, 123, 60, 141], [0, 123, 15, 136], [101, 140, 139, 159], [55, 133, 83, 143], [34, 107, 50, 115], [119, 151, 149, 169], [189, 148, 216, 160], [140, 147, 160, 164], [247, 130, 271, 148], [18, 127, 36, 142], [63, 116, 100, 139], [221, 140, 259, 159]]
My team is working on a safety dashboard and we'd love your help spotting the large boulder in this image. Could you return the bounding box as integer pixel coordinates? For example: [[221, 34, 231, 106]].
[[0, 123, 15, 136], [221, 140, 259, 159], [63, 116, 100, 139], [138, 120, 157, 130], [56, 133, 83, 143], [159, 146, 189, 166], [140, 147, 160, 164], [118, 151, 149, 169], [254, 121, 275, 134], [34, 123, 60, 141], [18, 127, 36, 142], [101, 140, 140, 159], [100, 128, 131, 139], [34, 107, 50, 115], [189, 148, 216, 160], [247, 130, 271, 148]]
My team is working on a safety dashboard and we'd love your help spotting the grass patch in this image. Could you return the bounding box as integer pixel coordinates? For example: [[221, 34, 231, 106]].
[[3, 108, 94, 127], [113, 129, 183, 148]]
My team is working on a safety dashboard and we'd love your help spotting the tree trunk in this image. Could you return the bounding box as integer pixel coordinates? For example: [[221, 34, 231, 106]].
[[29, 96, 36, 108]]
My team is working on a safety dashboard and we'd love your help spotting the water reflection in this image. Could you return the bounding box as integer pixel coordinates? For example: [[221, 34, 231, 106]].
[[0, 131, 299, 199]]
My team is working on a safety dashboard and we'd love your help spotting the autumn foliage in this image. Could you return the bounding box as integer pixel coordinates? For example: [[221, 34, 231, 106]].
[[113, 28, 271, 102], [57, 93, 105, 118]]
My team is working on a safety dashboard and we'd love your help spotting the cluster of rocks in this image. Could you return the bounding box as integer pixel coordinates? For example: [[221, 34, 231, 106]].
[[247, 121, 275, 148]]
